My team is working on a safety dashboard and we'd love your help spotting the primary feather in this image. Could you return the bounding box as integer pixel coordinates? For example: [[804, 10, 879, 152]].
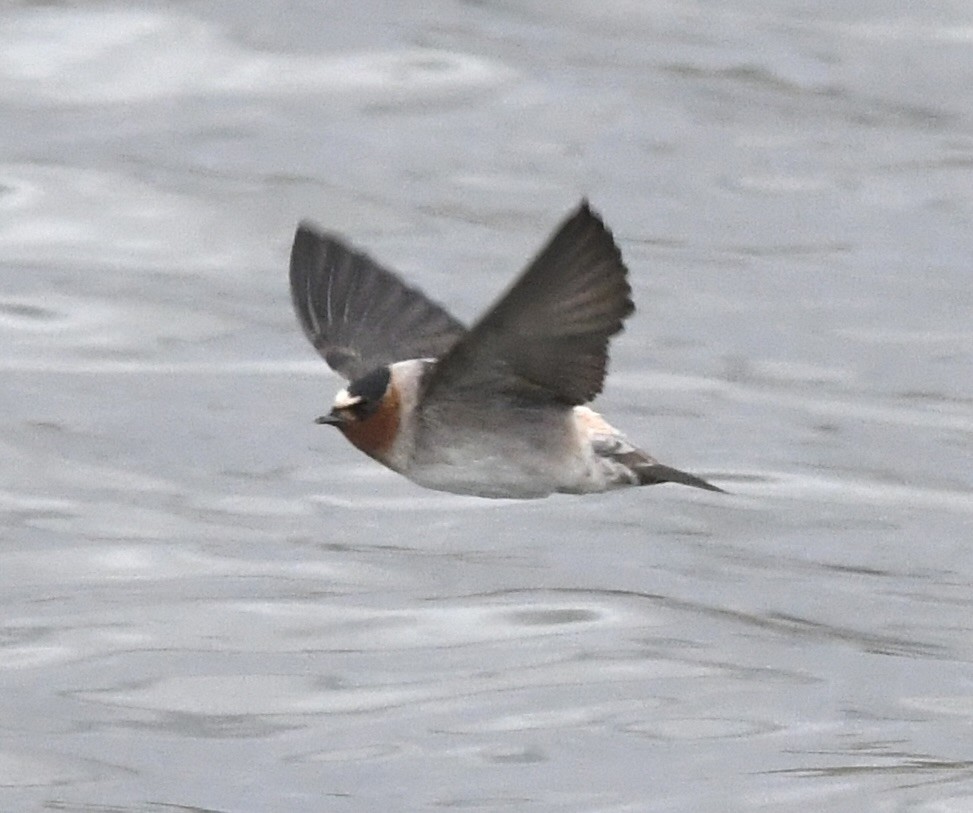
[[290, 223, 466, 381]]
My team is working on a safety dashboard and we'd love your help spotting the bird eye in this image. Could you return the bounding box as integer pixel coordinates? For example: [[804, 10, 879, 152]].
[[338, 397, 377, 421], [350, 399, 372, 418]]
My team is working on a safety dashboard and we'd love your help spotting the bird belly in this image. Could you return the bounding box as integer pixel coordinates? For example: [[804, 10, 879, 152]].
[[404, 447, 564, 499], [404, 410, 591, 499]]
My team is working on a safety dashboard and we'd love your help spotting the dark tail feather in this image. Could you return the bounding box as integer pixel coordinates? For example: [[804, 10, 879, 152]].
[[636, 463, 725, 493]]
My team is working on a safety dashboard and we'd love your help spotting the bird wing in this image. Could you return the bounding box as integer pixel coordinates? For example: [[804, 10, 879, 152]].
[[290, 222, 467, 381], [420, 201, 634, 413]]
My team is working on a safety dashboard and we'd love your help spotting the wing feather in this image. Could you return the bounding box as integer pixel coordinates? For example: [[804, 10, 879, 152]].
[[289, 222, 466, 380], [421, 201, 633, 409]]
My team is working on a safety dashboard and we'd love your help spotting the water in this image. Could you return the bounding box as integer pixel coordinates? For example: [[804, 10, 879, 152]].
[[1, 2, 972, 811]]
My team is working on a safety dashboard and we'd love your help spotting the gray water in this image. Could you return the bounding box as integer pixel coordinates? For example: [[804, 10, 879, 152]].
[[1, 2, 972, 811]]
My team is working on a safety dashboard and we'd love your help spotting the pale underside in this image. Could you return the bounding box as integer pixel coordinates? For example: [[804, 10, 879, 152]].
[[398, 403, 649, 499]]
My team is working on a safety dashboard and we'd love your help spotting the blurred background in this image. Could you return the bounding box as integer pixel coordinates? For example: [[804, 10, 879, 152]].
[[1, 2, 971, 811]]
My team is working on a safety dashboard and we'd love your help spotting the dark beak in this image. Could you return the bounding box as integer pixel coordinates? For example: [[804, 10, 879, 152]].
[[315, 410, 347, 426]]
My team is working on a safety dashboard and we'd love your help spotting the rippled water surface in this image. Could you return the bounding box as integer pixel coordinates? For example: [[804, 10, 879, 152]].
[[2, 2, 972, 811]]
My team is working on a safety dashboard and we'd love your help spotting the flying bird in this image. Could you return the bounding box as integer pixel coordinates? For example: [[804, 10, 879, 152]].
[[290, 201, 722, 499]]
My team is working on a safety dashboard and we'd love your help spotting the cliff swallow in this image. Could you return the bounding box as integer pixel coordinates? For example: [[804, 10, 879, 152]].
[[290, 201, 723, 498]]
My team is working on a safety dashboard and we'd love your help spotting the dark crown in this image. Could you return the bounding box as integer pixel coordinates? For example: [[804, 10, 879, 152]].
[[347, 366, 391, 405]]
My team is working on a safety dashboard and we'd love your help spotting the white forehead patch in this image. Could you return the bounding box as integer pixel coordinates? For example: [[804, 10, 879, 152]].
[[333, 388, 363, 409]]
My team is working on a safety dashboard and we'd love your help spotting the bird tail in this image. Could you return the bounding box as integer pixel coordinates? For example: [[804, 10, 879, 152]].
[[635, 462, 725, 493]]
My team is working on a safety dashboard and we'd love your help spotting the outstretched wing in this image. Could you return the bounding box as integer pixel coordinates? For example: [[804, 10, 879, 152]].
[[290, 222, 467, 381], [421, 201, 634, 410]]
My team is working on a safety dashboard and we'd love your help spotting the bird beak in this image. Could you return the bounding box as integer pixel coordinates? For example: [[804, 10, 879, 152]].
[[315, 409, 348, 426]]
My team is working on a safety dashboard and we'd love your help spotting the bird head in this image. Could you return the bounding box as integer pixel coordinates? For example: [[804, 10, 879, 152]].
[[316, 365, 401, 463]]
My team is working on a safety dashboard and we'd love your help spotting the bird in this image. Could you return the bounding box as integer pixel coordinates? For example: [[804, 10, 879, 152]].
[[289, 200, 723, 499]]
